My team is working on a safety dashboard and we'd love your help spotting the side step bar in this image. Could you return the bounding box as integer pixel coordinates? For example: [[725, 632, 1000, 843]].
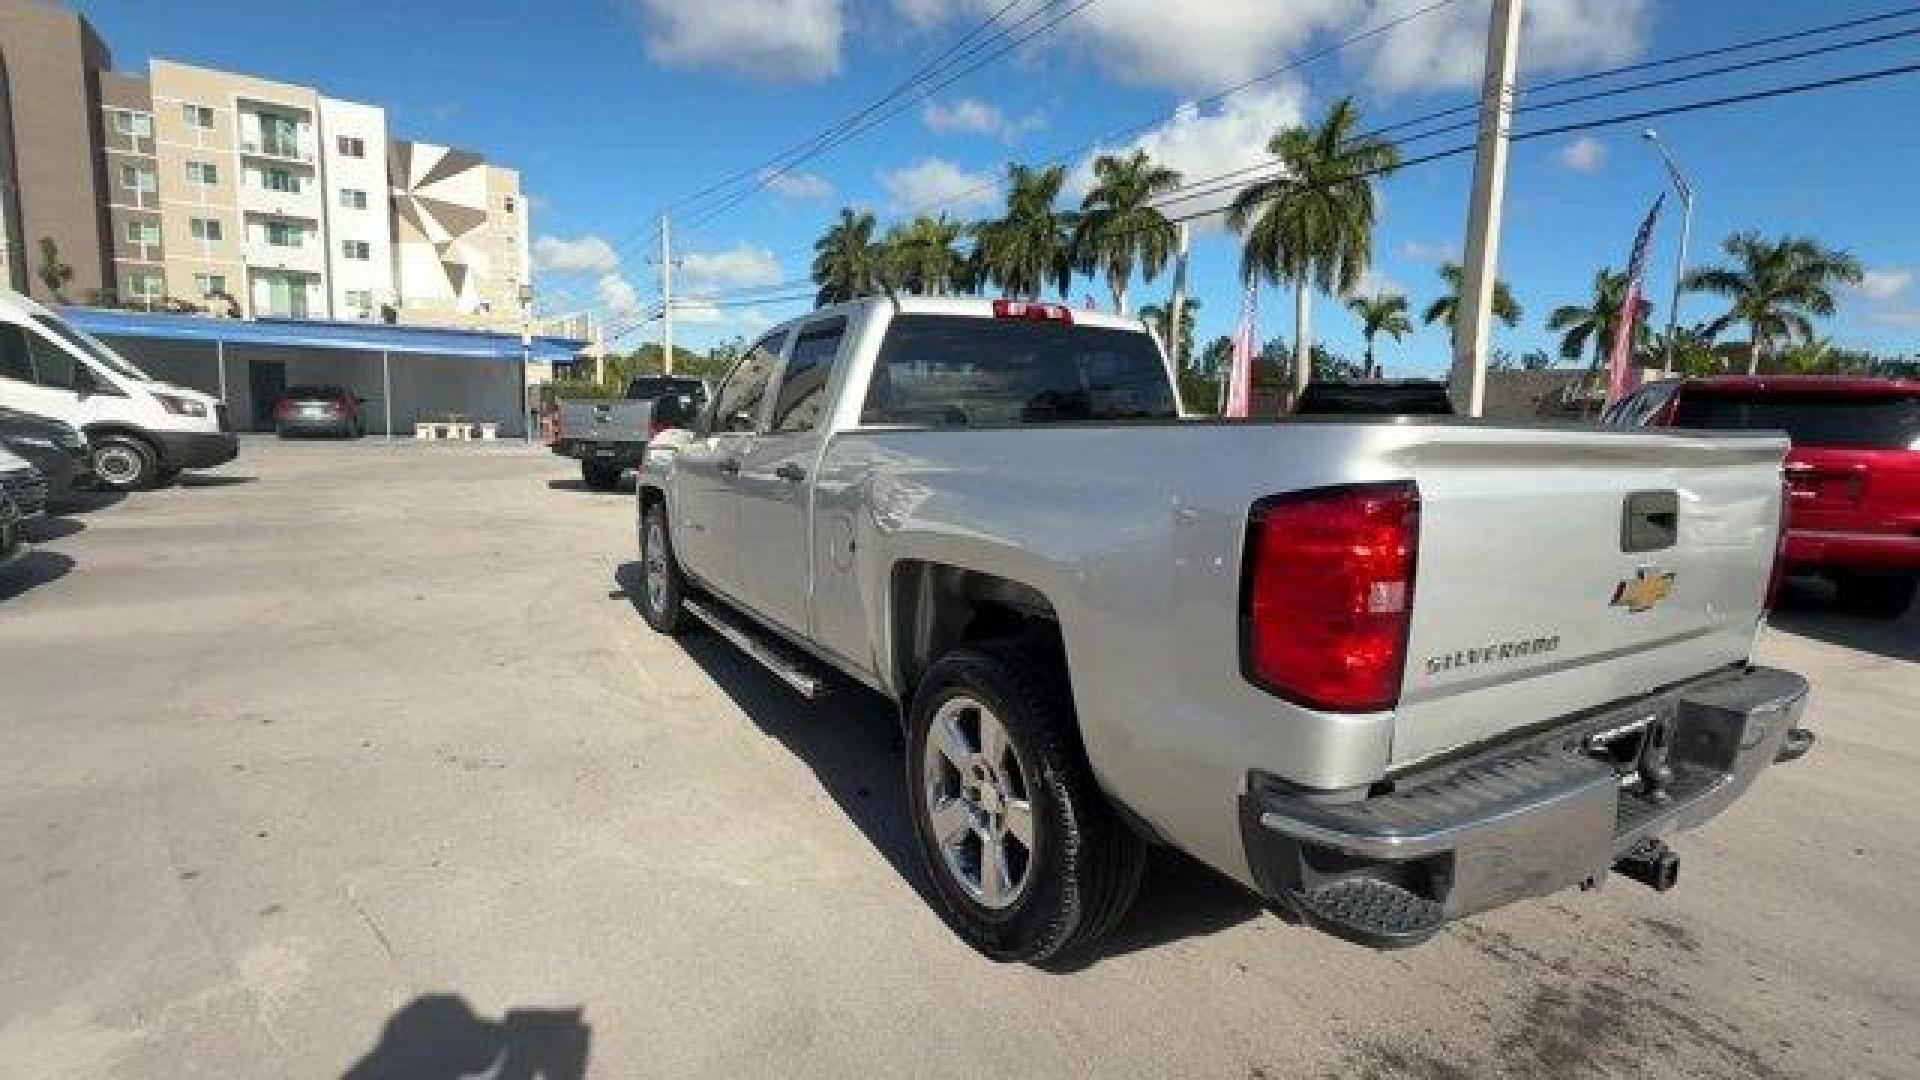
[[683, 596, 827, 699]]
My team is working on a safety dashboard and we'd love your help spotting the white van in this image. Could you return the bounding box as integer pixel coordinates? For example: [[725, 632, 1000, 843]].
[[0, 288, 236, 490]]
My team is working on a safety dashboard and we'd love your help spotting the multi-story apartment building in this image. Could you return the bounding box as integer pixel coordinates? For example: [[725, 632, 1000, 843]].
[[1, 1, 529, 326], [389, 140, 528, 329], [0, 0, 115, 305], [319, 97, 394, 321]]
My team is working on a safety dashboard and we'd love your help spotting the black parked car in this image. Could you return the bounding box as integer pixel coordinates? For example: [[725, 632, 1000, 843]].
[[0, 406, 93, 504], [1294, 379, 1456, 416]]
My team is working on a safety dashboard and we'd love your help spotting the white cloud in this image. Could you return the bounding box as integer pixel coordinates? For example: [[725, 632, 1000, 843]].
[[1073, 87, 1308, 231], [534, 234, 619, 273], [634, 0, 843, 82], [680, 243, 783, 292], [1868, 306, 1920, 329], [922, 97, 1046, 141], [673, 300, 726, 325], [760, 168, 834, 201], [1855, 268, 1912, 301], [1351, 268, 1403, 299], [1400, 240, 1455, 264], [878, 157, 1000, 215], [1559, 136, 1607, 173], [896, 1, 1650, 94], [597, 273, 641, 317]]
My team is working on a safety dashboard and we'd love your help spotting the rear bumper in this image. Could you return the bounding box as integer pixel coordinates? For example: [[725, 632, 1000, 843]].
[[1786, 529, 1920, 575], [551, 438, 645, 466], [1241, 666, 1810, 947], [154, 430, 240, 470], [277, 416, 356, 436]]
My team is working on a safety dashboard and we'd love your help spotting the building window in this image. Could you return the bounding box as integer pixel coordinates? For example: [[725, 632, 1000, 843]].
[[194, 273, 227, 298], [190, 217, 223, 242], [336, 135, 366, 158], [113, 110, 153, 138], [187, 160, 218, 185], [124, 220, 161, 248], [119, 163, 156, 193], [183, 103, 214, 129], [127, 270, 164, 302], [504, 196, 516, 214], [261, 167, 300, 193], [256, 113, 301, 158], [264, 221, 304, 248], [339, 188, 368, 210], [345, 289, 373, 315], [341, 240, 371, 261]]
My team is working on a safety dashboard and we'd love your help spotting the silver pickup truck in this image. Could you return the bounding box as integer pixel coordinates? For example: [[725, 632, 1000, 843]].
[[634, 296, 1814, 963]]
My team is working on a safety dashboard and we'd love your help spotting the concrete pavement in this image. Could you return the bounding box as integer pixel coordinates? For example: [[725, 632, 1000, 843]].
[[1, 439, 1914, 1079]]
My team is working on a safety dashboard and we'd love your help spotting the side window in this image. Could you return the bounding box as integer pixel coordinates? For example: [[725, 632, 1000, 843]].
[[712, 333, 783, 433], [772, 318, 846, 434], [0, 325, 32, 383], [27, 333, 78, 390]]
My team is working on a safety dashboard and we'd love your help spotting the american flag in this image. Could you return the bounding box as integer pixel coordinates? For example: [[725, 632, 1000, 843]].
[[1606, 192, 1666, 407], [1224, 281, 1258, 417]]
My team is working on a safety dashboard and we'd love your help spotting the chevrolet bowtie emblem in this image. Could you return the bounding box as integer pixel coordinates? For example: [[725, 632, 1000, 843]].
[[1612, 568, 1676, 613]]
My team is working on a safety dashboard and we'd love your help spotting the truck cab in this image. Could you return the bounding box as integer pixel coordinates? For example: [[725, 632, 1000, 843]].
[[0, 289, 236, 491]]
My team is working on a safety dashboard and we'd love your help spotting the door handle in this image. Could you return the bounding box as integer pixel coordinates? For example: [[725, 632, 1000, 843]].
[[717, 458, 741, 476], [774, 463, 807, 484]]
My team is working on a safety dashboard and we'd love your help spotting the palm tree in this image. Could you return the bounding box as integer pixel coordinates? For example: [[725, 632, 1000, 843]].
[[1421, 262, 1522, 332], [1228, 96, 1399, 394], [1345, 292, 1411, 377], [973, 163, 1076, 300], [1641, 323, 1721, 376], [883, 215, 967, 296], [1138, 297, 1200, 365], [1072, 149, 1182, 315], [811, 208, 880, 307], [1684, 232, 1863, 375], [1547, 268, 1647, 368]]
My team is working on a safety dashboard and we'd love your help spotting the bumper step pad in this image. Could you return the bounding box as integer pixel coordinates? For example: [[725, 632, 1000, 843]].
[[1292, 878, 1446, 949]]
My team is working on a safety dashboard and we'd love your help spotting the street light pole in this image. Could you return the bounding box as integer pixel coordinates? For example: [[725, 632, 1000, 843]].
[[1643, 129, 1695, 376]]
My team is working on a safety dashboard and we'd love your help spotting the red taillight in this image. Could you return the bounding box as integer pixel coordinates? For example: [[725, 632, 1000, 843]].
[[1765, 474, 1791, 612], [648, 421, 668, 439], [1242, 482, 1419, 713], [992, 299, 1073, 325], [272, 399, 290, 419]]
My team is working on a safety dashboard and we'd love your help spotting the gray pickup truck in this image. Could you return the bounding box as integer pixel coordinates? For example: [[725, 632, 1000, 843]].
[[552, 377, 708, 490], [634, 296, 1814, 963]]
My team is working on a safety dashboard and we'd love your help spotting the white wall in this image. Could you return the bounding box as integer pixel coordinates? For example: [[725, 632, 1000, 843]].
[[319, 97, 393, 320]]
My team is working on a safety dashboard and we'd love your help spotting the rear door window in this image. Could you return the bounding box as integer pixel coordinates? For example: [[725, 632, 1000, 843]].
[[0, 326, 32, 384], [772, 318, 847, 434], [712, 333, 783, 433], [863, 314, 1176, 427], [1673, 392, 1920, 449]]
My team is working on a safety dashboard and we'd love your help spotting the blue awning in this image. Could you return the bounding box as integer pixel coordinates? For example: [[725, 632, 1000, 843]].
[[58, 306, 587, 364]]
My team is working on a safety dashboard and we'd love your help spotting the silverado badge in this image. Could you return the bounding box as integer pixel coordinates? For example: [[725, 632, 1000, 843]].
[[1612, 568, 1676, 613]]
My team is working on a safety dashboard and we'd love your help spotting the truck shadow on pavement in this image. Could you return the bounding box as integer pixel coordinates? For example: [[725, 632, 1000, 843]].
[[341, 995, 589, 1079], [1769, 579, 1918, 663], [613, 564, 1264, 969], [547, 477, 635, 495], [0, 551, 75, 603]]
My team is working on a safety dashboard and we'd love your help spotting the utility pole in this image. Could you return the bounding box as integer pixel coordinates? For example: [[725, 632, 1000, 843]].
[[1167, 222, 1190, 379], [1643, 129, 1695, 376], [519, 282, 534, 444], [658, 212, 674, 376], [1449, 0, 1523, 418]]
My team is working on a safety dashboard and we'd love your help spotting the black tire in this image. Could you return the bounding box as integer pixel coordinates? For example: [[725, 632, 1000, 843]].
[[637, 501, 688, 634], [581, 460, 623, 491], [1833, 571, 1918, 619], [906, 641, 1145, 964], [154, 466, 182, 487], [91, 435, 158, 492]]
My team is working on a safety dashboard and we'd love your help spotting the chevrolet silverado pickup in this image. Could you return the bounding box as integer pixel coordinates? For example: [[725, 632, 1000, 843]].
[[634, 296, 1814, 963]]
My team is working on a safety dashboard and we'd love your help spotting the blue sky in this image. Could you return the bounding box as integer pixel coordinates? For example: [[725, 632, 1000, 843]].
[[81, 0, 1920, 371]]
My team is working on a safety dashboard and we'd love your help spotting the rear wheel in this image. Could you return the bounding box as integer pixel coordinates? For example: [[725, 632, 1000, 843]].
[[906, 641, 1144, 964], [638, 502, 688, 634], [91, 435, 157, 492], [581, 460, 623, 491], [1834, 571, 1918, 619]]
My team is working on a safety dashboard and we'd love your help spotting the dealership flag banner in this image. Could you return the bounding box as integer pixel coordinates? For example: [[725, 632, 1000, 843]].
[[1225, 281, 1258, 418], [1606, 192, 1666, 407]]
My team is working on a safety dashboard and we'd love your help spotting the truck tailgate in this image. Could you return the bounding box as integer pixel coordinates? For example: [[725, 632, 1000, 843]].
[[558, 400, 651, 442], [1391, 428, 1787, 768]]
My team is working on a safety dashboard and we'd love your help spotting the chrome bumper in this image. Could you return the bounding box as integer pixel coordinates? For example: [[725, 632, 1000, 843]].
[[1242, 666, 1810, 936]]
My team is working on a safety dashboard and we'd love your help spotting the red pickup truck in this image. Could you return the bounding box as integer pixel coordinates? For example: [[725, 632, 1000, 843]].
[[1607, 376, 1920, 618]]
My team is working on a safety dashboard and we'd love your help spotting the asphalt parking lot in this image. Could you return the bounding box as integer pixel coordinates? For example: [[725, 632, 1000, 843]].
[[2, 438, 1916, 1079]]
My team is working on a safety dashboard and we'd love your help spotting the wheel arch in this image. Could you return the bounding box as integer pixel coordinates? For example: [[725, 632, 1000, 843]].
[[888, 559, 1068, 711]]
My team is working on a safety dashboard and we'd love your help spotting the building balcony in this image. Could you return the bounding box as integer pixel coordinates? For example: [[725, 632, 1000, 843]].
[[243, 239, 327, 277], [238, 183, 322, 219], [238, 139, 315, 165]]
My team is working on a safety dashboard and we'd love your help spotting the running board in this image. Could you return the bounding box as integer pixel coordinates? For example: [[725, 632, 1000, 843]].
[[683, 597, 826, 699]]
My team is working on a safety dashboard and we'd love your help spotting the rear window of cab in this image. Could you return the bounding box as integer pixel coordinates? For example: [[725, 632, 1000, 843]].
[[1674, 390, 1920, 450]]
